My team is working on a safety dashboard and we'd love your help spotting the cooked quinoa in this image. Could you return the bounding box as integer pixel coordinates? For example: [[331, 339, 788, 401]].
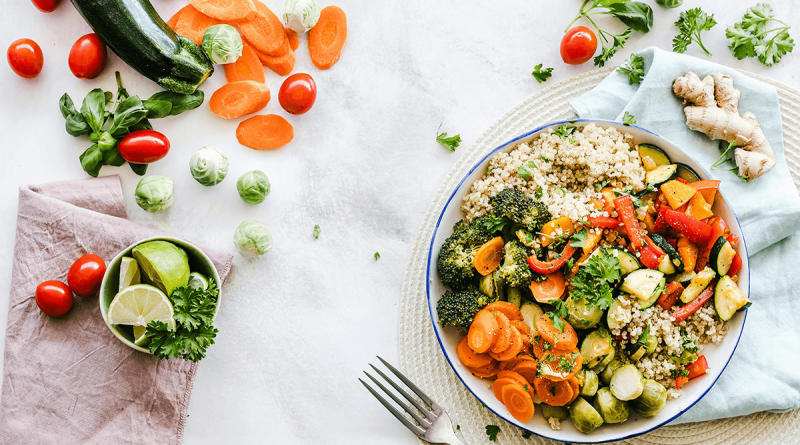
[[461, 123, 646, 222]]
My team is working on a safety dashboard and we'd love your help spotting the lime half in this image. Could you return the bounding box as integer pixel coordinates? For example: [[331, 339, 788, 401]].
[[119, 257, 141, 291], [187, 272, 209, 291], [108, 284, 175, 330], [132, 241, 190, 296], [133, 325, 149, 346]]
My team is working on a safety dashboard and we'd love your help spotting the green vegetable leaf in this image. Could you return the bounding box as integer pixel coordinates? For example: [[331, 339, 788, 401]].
[[622, 111, 636, 125], [374, 252, 381, 261], [553, 123, 576, 140], [617, 53, 645, 85], [147, 90, 205, 116], [594, 180, 609, 192], [673, 7, 717, 55], [79, 144, 104, 178], [129, 163, 148, 176], [143, 99, 173, 119], [110, 95, 148, 133], [545, 299, 569, 333], [313, 224, 321, 239], [436, 123, 461, 152], [682, 332, 699, 352], [534, 187, 543, 200], [637, 322, 651, 346], [607, 2, 654, 33], [485, 425, 500, 442], [482, 215, 510, 233], [517, 165, 532, 179], [80, 89, 107, 134], [594, 28, 632, 67], [569, 228, 589, 248], [570, 252, 621, 310], [531, 64, 553, 83], [60, 93, 91, 137]]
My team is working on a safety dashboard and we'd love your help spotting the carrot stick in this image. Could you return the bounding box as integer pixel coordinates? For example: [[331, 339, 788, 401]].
[[209, 81, 271, 119], [534, 377, 573, 406], [457, 336, 493, 368], [468, 309, 499, 354], [489, 313, 512, 354], [484, 301, 523, 321], [473, 237, 504, 276], [166, 5, 191, 30], [224, 43, 266, 83], [489, 326, 523, 361], [236, 114, 294, 150], [285, 27, 299, 51], [468, 360, 499, 378], [529, 271, 566, 303], [536, 316, 578, 350], [238, 0, 289, 56], [308, 6, 347, 69], [502, 384, 535, 422], [189, 0, 257, 22], [174, 5, 221, 46]]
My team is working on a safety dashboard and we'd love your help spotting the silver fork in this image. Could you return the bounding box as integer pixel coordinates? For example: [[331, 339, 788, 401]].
[[359, 357, 466, 445]]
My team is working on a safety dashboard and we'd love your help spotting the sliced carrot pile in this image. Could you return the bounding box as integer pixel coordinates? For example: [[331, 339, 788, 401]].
[[166, 5, 191, 30], [483, 301, 523, 321], [209, 81, 271, 119], [285, 27, 299, 51], [489, 326, 523, 361], [456, 336, 492, 368], [467, 309, 499, 354], [236, 114, 294, 150], [468, 360, 499, 378], [473, 237, 504, 276], [224, 43, 266, 83], [502, 383, 535, 422], [498, 355, 535, 372], [512, 360, 538, 384], [536, 315, 578, 350], [489, 313, 512, 354], [529, 271, 566, 303], [257, 46, 296, 76], [238, 0, 289, 56], [174, 5, 222, 45], [308, 5, 347, 69], [189, 0, 256, 22], [534, 377, 573, 406], [538, 347, 582, 382]]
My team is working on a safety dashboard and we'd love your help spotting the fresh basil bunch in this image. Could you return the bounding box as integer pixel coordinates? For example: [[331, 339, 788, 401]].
[[58, 72, 203, 177]]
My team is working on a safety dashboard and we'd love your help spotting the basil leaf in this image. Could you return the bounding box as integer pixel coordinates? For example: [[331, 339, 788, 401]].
[[129, 163, 148, 176], [102, 148, 126, 167], [65, 114, 91, 137], [80, 89, 107, 133], [59, 93, 77, 119], [143, 99, 173, 119], [79, 144, 104, 177], [104, 91, 114, 102], [148, 90, 204, 116], [608, 2, 653, 33], [130, 118, 153, 132], [96, 132, 117, 152], [110, 95, 147, 133]]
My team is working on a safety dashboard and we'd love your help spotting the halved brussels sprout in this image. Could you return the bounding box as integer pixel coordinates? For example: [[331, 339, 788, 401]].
[[506, 287, 523, 308], [569, 397, 604, 433], [600, 359, 624, 386], [566, 294, 604, 329], [581, 328, 613, 368], [628, 335, 657, 361], [478, 273, 495, 297], [202, 24, 243, 64], [541, 404, 568, 421], [520, 301, 544, 334], [492, 268, 505, 301], [592, 345, 616, 374], [630, 379, 668, 417], [610, 364, 645, 401], [579, 369, 599, 397], [593, 387, 630, 424], [135, 175, 174, 213]]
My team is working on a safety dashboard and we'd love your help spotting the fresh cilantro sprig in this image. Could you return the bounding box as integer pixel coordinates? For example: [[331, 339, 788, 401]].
[[436, 123, 461, 152], [622, 111, 636, 125], [532, 64, 554, 83], [545, 299, 570, 332], [517, 160, 538, 179], [682, 332, 699, 352], [482, 215, 510, 233], [553, 123, 576, 140], [618, 53, 645, 85], [485, 425, 500, 442], [673, 7, 718, 55], [313, 224, 320, 239], [565, 1, 653, 67], [726, 3, 794, 66], [569, 227, 590, 248], [636, 322, 651, 346], [570, 252, 621, 310]]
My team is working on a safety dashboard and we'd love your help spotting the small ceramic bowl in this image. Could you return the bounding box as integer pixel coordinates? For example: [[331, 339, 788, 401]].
[[98, 236, 222, 353]]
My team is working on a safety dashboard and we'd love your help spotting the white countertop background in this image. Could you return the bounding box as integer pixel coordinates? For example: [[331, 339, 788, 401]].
[[1, 0, 798, 443]]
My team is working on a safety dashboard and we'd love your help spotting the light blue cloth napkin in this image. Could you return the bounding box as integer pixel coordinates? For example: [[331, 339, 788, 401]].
[[571, 47, 800, 423]]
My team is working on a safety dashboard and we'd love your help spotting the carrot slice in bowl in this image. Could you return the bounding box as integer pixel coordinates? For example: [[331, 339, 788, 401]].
[[467, 309, 499, 354], [536, 315, 578, 350], [209, 81, 271, 119], [529, 271, 566, 303], [236, 114, 294, 150], [489, 312, 512, 354], [189, 0, 256, 22], [492, 377, 522, 402], [484, 301, 523, 321], [456, 336, 493, 368], [239, 0, 288, 56], [534, 377, 573, 406], [498, 355, 535, 372], [502, 383, 535, 422], [538, 347, 583, 382], [512, 360, 539, 384], [308, 5, 347, 69], [473, 237, 504, 276], [489, 326, 523, 361], [468, 360, 499, 378], [224, 43, 265, 83]]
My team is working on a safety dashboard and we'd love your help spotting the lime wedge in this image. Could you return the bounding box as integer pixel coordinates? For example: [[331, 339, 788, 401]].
[[132, 241, 190, 296], [133, 325, 149, 346], [187, 272, 209, 291], [108, 284, 175, 330], [119, 257, 141, 291]]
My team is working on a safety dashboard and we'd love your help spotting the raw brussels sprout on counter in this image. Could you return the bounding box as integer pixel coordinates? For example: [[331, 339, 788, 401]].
[[656, 0, 683, 8], [578, 369, 599, 397], [202, 24, 243, 64], [190, 147, 229, 186], [135, 175, 174, 212], [610, 364, 645, 401], [630, 379, 668, 417], [234, 220, 273, 257], [283, 0, 321, 33], [569, 397, 604, 433], [593, 387, 630, 424], [237, 170, 271, 204]]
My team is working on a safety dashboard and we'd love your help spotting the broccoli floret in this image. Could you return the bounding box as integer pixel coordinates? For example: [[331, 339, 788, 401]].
[[498, 240, 533, 288], [437, 286, 496, 328], [489, 188, 551, 232], [436, 218, 495, 290]]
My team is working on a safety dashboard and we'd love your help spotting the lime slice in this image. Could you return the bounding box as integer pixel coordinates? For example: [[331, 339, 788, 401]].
[[133, 325, 150, 346], [108, 284, 175, 330], [187, 272, 209, 291], [119, 257, 141, 291], [132, 241, 190, 296]]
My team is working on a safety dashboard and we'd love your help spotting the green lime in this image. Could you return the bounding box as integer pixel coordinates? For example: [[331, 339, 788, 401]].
[[187, 272, 209, 291], [133, 325, 150, 346], [119, 257, 141, 291], [132, 241, 190, 296], [108, 284, 175, 330]]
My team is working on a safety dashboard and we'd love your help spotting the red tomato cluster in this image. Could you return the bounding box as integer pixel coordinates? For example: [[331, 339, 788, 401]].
[[35, 254, 106, 318], [7, 32, 107, 80]]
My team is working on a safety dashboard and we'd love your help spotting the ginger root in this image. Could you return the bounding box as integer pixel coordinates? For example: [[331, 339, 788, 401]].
[[673, 71, 775, 181]]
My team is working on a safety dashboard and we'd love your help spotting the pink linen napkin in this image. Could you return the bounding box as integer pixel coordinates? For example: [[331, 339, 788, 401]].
[[0, 176, 232, 445]]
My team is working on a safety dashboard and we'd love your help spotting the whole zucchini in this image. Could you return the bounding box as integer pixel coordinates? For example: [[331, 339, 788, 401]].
[[70, 0, 213, 94]]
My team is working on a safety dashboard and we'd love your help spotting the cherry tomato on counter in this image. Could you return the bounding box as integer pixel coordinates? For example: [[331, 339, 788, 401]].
[[68, 34, 107, 79], [117, 130, 170, 164], [36, 281, 74, 317], [560, 26, 598, 65], [7, 38, 44, 79], [279, 73, 317, 115], [31, 0, 61, 12], [68, 254, 107, 297]]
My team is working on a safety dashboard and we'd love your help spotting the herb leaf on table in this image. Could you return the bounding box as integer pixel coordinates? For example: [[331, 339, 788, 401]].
[[672, 7, 717, 56], [726, 3, 794, 66], [436, 123, 461, 152], [623, 111, 636, 125], [618, 53, 645, 85], [485, 424, 500, 442], [532, 64, 553, 83]]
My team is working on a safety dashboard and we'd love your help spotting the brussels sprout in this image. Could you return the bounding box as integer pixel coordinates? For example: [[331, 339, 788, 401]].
[[520, 301, 543, 334], [190, 147, 229, 186], [541, 404, 568, 421], [135, 175, 174, 212], [610, 364, 645, 401], [630, 379, 668, 417], [234, 220, 273, 257], [566, 294, 604, 329], [579, 369, 599, 397], [593, 387, 630, 424], [478, 273, 495, 297], [600, 359, 623, 386], [655, 0, 683, 8], [628, 334, 658, 362], [492, 268, 505, 301], [237, 170, 271, 204], [506, 287, 523, 308], [581, 328, 613, 368], [202, 24, 243, 64], [282, 0, 321, 33], [592, 345, 616, 374], [569, 397, 604, 433]]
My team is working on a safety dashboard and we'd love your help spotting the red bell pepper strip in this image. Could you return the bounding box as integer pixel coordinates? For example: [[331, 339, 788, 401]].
[[675, 375, 689, 389], [673, 279, 717, 322], [643, 235, 665, 256], [640, 244, 663, 270], [663, 208, 713, 244], [587, 216, 621, 228], [657, 281, 684, 311], [686, 355, 709, 379], [676, 177, 689, 184], [728, 253, 742, 276], [667, 238, 677, 248], [613, 194, 646, 250], [726, 233, 740, 245], [527, 244, 576, 274], [653, 205, 670, 234], [696, 218, 728, 271]]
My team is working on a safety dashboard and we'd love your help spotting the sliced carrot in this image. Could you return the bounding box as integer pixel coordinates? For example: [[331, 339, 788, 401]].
[[512, 360, 539, 384], [308, 5, 347, 69], [489, 326, 523, 361], [531, 334, 550, 360], [498, 355, 536, 372], [473, 237, 504, 276], [536, 316, 578, 350], [467, 309, 499, 354], [496, 370, 528, 388], [457, 336, 493, 368], [502, 384, 535, 422], [534, 377, 573, 407], [236, 114, 294, 150], [189, 0, 256, 22], [224, 43, 265, 83], [174, 5, 222, 46], [166, 5, 191, 30], [490, 313, 512, 354], [483, 301, 523, 321], [493, 378, 522, 402], [238, 0, 288, 56], [209, 81, 271, 119], [567, 376, 581, 403], [257, 47, 296, 76], [529, 271, 566, 303], [510, 320, 530, 336], [285, 27, 299, 51], [468, 360, 499, 378], [539, 347, 582, 382]]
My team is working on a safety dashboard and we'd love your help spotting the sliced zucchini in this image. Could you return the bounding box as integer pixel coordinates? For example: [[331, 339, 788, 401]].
[[650, 233, 683, 271], [606, 297, 626, 331], [645, 164, 679, 187], [638, 143, 671, 167], [657, 254, 677, 275], [680, 266, 716, 303], [675, 163, 701, 183], [709, 236, 737, 276], [603, 247, 641, 276], [638, 278, 666, 310], [520, 301, 544, 333], [507, 287, 523, 308], [714, 275, 751, 321], [672, 270, 696, 283], [621, 269, 665, 302]]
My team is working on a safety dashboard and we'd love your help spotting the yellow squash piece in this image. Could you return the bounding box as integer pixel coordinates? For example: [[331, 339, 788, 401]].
[[660, 180, 696, 209], [539, 216, 575, 248]]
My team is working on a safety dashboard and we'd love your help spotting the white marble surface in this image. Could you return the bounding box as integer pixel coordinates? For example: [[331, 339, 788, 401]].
[[1, 0, 798, 443]]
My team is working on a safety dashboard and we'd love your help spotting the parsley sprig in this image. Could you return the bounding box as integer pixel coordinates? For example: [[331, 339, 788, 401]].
[[712, 141, 749, 182], [436, 123, 461, 152], [485, 425, 500, 442], [545, 299, 570, 332], [726, 3, 794, 66], [618, 53, 644, 85], [673, 7, 717, 55], [570, 252, 621, 310], [532, 64, 554, 83], [622, 111, 636, 125], [553, 123, 576, 140]]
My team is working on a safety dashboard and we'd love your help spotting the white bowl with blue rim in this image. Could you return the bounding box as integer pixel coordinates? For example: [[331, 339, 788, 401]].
[[425, 120, 749, 443]]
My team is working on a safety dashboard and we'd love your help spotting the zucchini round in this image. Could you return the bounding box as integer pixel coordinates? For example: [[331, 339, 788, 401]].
[[620, 269, 665, 302], [638, 143, 671, 167], [709, 236, 736, 276], [680, 266, 717, 303], [650, 233, 684, 271], [602, 247, 641, 276], [638, 278, 666, 310], [715, 275, 751, 321], [675, 163, 701, 183]]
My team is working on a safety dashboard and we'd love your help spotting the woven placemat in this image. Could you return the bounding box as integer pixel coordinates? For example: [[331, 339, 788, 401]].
[[398, 67, 800, 445]]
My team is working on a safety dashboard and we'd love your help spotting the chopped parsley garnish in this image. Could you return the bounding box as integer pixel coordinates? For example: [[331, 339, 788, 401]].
[[545, 299, 569, 332], [553, 124, 576, 140], [482, 215, 510, 233], [313, 224, 320, 239], [637, 322, 651, 346], [594, 180, 609, 192], [540, 155, 551, 163], [570, 252, 621, 311], [517, 166, 532, 179], [532, 64, 554, 83], [622, 111, 636, 125], [569, 227, 589, 248], [374, 252, 381, 261], [521, 431, 532, 439], [534, 187, 543, 199], [618, 53, 645, 84], [436, 123, 461, 152], [682, 332, 699, 352], [485, 425, 500, 442]]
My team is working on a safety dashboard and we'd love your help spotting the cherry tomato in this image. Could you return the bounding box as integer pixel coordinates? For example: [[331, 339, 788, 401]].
[[117, 130, 170, 164], [31, 0, 61, 12], [67, 254, 107, 297], [560, 26, 598, 65], [35, 281, 74, 317], [68, 34, 107, 79], [7, 38, 43, 79], [279, 73, 317, 115]]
